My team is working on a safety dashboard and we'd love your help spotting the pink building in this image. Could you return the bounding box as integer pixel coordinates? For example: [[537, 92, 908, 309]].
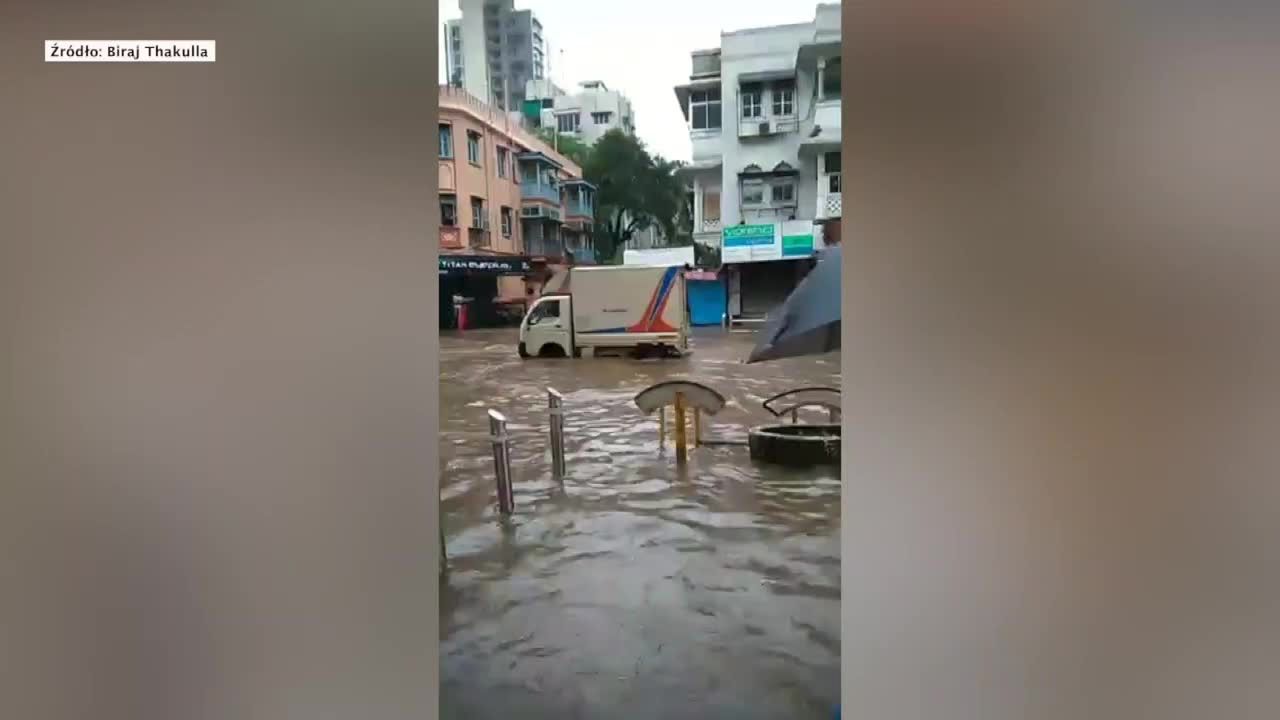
[[438, 86, 597, 314]]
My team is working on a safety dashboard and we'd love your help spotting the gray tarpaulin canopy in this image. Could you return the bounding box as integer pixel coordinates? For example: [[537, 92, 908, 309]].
[[746, 245, 841, 363]]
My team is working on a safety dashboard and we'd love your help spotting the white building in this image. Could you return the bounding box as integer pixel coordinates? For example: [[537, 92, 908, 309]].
[[525, 79, 637, 146], [673, 4, 842, 326], [444, 0, 547, 112]]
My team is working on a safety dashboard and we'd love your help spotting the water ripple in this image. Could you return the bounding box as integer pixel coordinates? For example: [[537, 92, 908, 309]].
[[440, 328, 840, 718]]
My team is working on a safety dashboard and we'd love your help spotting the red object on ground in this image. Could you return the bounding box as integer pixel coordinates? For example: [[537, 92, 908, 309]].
[[456, 303, 468, 330]]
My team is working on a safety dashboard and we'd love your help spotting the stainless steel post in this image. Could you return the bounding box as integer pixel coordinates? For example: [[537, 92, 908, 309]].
[[489, 409, 514, 515], [791, 408, 799, 424], [548, 387, 565, 480]]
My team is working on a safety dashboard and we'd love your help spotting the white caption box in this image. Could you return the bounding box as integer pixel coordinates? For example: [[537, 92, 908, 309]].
[[45, 41, 216, 63]]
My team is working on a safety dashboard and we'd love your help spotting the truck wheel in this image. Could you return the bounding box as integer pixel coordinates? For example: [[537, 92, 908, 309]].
[[518, 342, 530, 359], [537, 343, 567, 359], [572, 346, 582, 358]]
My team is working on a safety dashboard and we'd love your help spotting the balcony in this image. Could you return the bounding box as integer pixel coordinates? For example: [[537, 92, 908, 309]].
[[738, 114, 799, 138], [814, 99, 841, 131], [440, 225, 463, 249], [521, 181, 560, 205], [742, 204, 798, 224], [468, 227, 491, 248], [525, 235, 565, 258], [564, 196, 592, 219], [817, 191, 842, 220]]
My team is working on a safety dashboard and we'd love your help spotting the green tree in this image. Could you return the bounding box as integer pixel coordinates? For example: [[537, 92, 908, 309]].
[[583, 130, 687, 263], [535, 128, 592, 169]]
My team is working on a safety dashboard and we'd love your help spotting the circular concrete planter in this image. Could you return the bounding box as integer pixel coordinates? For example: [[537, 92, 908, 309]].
[[747, 424, 840, 467]]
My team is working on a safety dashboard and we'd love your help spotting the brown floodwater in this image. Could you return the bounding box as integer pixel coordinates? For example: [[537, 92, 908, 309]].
[[440, 327, 841, 719]]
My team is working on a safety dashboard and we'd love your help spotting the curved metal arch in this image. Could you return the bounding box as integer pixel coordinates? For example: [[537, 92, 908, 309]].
[[634, 380, 727, 416], [768, 402, 842, 423], [757, 384, 839, 412]]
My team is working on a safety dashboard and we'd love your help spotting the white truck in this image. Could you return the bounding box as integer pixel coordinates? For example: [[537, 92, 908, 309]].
[[518, 265, 690, 359]]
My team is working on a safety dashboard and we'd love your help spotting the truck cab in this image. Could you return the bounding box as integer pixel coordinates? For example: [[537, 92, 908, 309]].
[[518, 294, 573, 358]]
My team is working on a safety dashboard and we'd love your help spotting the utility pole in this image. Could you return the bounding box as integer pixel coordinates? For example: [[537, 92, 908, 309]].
[[553, 47, 564, 153]]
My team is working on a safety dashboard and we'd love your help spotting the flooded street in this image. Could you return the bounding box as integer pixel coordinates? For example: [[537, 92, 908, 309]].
[[440, 327, 841, 719]]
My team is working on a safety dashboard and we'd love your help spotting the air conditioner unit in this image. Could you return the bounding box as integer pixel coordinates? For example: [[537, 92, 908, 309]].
[[758, 121, 770, 134]]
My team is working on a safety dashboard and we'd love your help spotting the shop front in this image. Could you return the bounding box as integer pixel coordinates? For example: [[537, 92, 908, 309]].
[[439, 253, 534, 330], [722, 220, 821, 328]]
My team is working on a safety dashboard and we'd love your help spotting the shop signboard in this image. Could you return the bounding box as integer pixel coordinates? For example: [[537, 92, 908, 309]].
[[439, 255, 532, 276], [781, 233, 814, 257], [722, 221, 819, 263], [721, 223, 779, 263]]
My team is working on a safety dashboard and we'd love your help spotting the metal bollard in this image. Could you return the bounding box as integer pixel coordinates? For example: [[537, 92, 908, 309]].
[[548, 387, 566, 480], [674, 392, 688, 464], [488, 409, 515, 515]]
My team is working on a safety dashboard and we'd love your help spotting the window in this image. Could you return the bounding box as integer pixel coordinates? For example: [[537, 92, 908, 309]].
[[771, 181, 795, 204], [741, 84, 763, 119], [500, 207, 512, 237], [466, 131, 481, 165], [470, 196, 485, 228], [496, 146, 509, 178], [438, 124, 453, 158], [440, 195, 456, 226], [741, 180, 765, 206], [591, 111, 613, 125], [703, 189, 721, 220], [824, 151, 842, 193], [527, 299, 560, 325], [541, 98, 554, 109], [689, 88, 721, 130], [772, 82, 795, 116], [822, 57, 842, 100], [556, 113, 580, 133]]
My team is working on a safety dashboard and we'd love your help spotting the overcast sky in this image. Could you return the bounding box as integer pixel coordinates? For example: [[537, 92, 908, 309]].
[[437, 0, 829, 162]]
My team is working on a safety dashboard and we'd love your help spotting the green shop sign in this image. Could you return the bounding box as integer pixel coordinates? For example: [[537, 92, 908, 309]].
[[781, 233, 814, 257], [722, 224, 775, 247]]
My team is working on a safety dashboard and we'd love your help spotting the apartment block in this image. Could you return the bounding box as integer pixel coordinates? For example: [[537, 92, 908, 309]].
[[444, 0, 547, 112], [672, 4, 841, 326], [439, 85, 597, 325], [523, 79, 637, 145]]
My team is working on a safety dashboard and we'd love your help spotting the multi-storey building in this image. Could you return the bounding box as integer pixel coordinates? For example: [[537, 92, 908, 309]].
[[443, 0, 547, 112], [439, 85, 596, 328], [520, 77, 653, 256], [673, 4, 841, 326], [523, 79, 637, 145]]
